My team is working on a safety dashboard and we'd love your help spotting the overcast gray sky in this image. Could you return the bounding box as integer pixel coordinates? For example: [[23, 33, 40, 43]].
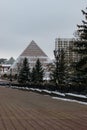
[[0, 0, 86, 60]]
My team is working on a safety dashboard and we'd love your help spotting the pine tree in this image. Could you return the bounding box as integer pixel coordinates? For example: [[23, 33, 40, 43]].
[[59, 49, 66, 84], [18, 58, 31, 84], [34, 59, 44, 84], [74, 8, 87, 84], [31, 67, 36, 83], [51, 49, 66, 85], [51, 59, 58, 85]]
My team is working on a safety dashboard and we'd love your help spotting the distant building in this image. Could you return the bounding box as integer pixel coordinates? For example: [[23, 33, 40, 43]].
[[9, 40, 52, 79], [5, 57, 15, 65], [0, 64, 11, 76], [0, 57, 15, 76], [0, 58, 7, 64], [55, 38, 79, 65]]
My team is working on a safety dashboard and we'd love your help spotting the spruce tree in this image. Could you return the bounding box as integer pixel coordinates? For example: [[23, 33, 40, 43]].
[[74, 8, 87, 84], [59, 49, 66, 84], [34, 59, 44, 84], [31, 67, 36, 83], [51, 49, 66, 85], [18, 58, 31, 84], [51, 59, 58, 85]]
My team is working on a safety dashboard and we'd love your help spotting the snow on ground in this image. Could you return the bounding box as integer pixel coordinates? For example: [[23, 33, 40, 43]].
[[51, 91, 65, 96], [52, 97, 87, 105], [10, 86, 87, 104], [65, 93, 87, 98], [34, 89, 42, 92], [42, 90, 52, 94]]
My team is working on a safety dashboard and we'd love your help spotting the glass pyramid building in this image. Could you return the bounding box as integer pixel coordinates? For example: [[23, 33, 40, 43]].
[[9, 40, 52, 77]]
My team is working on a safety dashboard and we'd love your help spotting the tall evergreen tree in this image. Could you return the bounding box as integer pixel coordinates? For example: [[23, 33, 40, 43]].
[[31, 67, 36, 83], [73, 8, 87, 84], [34, 59, 44, 84], [59, 49, 66, 84], [51, 49, 66, 84], [18, 58, 31, 84]]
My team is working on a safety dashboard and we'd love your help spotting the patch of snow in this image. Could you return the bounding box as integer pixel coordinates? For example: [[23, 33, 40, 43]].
[[30, 88, 35, 91], [25, 87, 30, 90], [11, 86, 18, 89], [66, 93, 87, 98], [34, 89, 42, 92], [51, 91, 65, 96], [42, 90, 51, 94], [52, 97, 87, 105]]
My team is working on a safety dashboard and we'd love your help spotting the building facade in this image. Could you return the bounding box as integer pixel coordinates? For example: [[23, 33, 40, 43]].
[[0, 57, 15, 76], [55, 38, 79, 65], [0, 64, 11, 76]]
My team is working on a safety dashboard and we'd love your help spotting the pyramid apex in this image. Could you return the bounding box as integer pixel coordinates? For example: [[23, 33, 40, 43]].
[[30, 40, 36, 44], [20, 41, 48, 57]]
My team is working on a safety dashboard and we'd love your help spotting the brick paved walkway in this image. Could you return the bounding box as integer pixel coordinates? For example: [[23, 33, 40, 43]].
[[0, 87, 87, 130]]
